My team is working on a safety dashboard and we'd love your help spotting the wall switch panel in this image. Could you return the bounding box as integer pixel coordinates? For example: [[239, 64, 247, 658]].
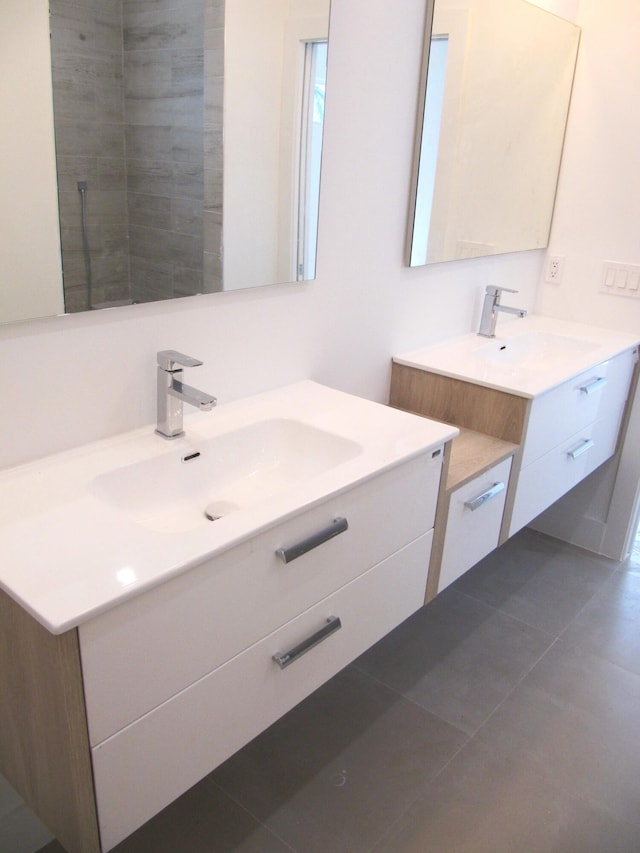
[[615, 267, 628, 289], [600, 261, 640, 298]]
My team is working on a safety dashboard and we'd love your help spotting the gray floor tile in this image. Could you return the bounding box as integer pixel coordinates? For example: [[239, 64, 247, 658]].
[[622, 546, 640, 573], [0, 773, 24, 822], [112, 779, 291, 853], [561, 568, 640, 675], [0, 804, 53, 853], [31, 525, 640, 853], [371, 737, 640, 853], [454, 528, 615, 635], [209, 666, 466, 853], [474, 639, 640, 828], [355, 587, 553, 735]]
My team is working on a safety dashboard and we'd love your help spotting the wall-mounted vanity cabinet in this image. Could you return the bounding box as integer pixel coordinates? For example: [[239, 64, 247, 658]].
[[0, 382, 456, 852], [390, 317, 640, 598], [507, 352, 636, 537]]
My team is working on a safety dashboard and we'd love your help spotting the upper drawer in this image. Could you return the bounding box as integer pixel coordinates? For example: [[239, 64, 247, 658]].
[[80, 451, 442, 746], [522, 348, 636, 467]]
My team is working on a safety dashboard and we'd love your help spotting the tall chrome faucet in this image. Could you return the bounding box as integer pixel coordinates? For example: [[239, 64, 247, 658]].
[[155, 350, 217, 439], [477, 286, 527, 338]]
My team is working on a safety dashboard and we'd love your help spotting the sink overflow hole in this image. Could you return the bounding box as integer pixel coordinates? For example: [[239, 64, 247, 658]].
[[182, 451, 201, 463], [499, 345, 507, 351]]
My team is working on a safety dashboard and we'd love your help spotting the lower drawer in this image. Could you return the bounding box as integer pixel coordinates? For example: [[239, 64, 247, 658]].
[[438, 457, 512, 593], [509, 410, 624, 537], [91, 531, 433, 851]]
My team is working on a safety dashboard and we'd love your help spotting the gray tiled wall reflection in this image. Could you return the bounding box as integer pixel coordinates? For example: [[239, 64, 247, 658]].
[[50, 0, 130, 311], [49, 0, 225, 311]]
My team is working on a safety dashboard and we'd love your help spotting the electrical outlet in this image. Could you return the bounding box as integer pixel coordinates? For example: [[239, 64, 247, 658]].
[[545, 254, 564, 284]]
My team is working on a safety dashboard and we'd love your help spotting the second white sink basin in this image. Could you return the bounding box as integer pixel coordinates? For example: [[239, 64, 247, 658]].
[[394, 316, 640, 397], [474, 331, 598, 371], [90, 418, 362, 533]]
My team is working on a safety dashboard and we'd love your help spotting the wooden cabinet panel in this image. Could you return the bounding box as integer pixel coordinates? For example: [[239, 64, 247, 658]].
[[0, 590, 100, 853], [390, 362, 529, 444]]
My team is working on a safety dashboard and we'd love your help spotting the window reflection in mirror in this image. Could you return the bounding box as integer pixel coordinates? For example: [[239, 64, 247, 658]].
[[411, 35, 448, 266], [298, 39, 327, 281], [407, 0, 580, 267]]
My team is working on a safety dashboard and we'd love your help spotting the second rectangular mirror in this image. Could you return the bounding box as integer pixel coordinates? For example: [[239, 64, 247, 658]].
[[407, 0, 580, 267]]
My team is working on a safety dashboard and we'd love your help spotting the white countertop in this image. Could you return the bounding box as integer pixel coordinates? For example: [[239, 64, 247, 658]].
[[394, 315, 639, 398], [0, 381, 457, 634]]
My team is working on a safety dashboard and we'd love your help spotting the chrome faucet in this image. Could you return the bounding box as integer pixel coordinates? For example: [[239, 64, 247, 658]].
[[155, 350, 217, 439], [477, 286, 527, 338]]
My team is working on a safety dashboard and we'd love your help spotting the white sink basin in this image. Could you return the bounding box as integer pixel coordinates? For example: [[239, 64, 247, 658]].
[[474, 331, 598, 371], [394, 316, 640, 398], [90, 418, 361, 533], [0, 381, 458, 633]]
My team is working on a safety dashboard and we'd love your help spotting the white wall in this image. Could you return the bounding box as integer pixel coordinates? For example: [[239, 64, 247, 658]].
[[224, 0, 329, 288], [533, 0, 640, 558], [224, 0, 287, 288], [0, 0, 64, 323], [0, 0, 547, 473]]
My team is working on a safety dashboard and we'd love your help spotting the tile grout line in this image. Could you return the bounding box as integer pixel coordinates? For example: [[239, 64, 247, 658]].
[[360, 633, 569, 852], [464, 636, 560, 741], [347, 661, 471, 737], [205, 776, 298, 853], [452, 585, 559, 639], [367, 589, 568, 831]]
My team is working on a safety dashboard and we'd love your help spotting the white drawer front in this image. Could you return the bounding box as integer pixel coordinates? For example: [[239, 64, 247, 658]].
[[91, 532, 433, 851], [522, 349, 634, 468], [510, 411, 624, 537], [438, 457, 512, 593], [80, 453, 441, 746]]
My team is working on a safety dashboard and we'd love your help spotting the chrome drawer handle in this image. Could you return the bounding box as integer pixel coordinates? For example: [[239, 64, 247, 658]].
[[276, 517, 348, 563], [272, 616, 342, 669], [567, 438, 594, 460], [580, 377, 607, 395], [464, 482, 505, 512]]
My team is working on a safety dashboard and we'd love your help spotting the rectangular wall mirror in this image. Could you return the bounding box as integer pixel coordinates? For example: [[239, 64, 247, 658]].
[[0, 0, 330, 324], [407, 0, 580, 267]]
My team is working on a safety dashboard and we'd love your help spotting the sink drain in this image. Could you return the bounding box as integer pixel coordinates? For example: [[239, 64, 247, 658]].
[[204, 500, 240, 521]]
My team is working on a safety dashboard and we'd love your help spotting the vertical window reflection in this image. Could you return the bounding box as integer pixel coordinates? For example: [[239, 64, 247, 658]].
[[411, 35, 448, 267], [298, 40, 327, 281]]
